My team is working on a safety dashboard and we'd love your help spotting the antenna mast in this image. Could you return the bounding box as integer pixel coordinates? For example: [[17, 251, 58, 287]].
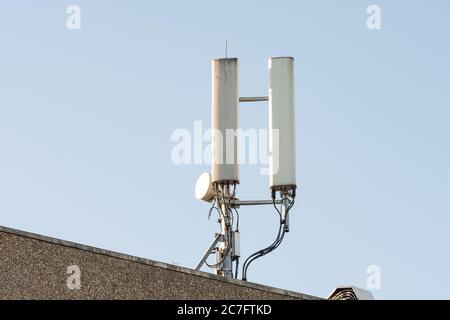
[[195, 56, 297, 280]]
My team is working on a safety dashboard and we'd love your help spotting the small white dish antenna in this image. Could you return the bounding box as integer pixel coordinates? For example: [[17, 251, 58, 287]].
[[195, 172, 215, 202]]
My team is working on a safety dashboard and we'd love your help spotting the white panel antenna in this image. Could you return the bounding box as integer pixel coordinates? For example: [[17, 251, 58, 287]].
[[211, 58, 240, 184], [269, 57, 296, 189]]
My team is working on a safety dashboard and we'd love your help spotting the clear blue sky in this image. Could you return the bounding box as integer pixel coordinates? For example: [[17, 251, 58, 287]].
[[1, 1, 449, 299]]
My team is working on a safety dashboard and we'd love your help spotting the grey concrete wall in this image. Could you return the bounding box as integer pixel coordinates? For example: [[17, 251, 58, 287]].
[[0, 226, 319, 300]]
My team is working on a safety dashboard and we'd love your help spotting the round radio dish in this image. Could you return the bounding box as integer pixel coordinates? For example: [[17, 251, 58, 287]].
[[195, 172, 215, 202]]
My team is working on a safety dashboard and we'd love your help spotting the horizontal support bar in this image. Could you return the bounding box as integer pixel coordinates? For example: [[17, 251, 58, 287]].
[[239, 96, 269, 103], [230, 199, 281, 207]]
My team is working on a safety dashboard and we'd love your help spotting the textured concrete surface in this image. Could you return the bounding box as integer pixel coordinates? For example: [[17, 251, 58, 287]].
[[0, 226, 320, 300]]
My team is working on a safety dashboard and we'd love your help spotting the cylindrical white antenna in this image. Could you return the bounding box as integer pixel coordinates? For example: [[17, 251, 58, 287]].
[[211, 58, 240, 184], [269, 57, 296, 189]]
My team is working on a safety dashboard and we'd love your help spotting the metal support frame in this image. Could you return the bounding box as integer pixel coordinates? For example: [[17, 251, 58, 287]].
[[230, 199, 281, 207], [195, 183, 236, 278], [217, 186, 233, 277], [196, 190, 296, 278], [195, 233, 222, 271], [239, 96, 269, 102]]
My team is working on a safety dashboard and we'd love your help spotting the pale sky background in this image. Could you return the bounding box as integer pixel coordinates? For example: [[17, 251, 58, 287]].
[[1, 1, 449, 299]]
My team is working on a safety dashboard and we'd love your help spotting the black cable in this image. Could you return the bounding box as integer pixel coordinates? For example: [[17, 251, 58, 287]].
[[208, 198, 215, 219], [205, 240, 231, 269], [226, 183, 236, 222], [241, 188, 297, 281], [242, 204, 284, 280], [229, 207, 234, 229], [233, 208, 240, 230], [242, 223, 284, 280], [242, 224, 286, 280]]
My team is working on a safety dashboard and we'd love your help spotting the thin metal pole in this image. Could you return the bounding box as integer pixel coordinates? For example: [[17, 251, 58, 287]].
[[239, 96, 269, 102], [231, 199, 281, 206], [217, 185, 233, 278], [281, 197, 290, 232]]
